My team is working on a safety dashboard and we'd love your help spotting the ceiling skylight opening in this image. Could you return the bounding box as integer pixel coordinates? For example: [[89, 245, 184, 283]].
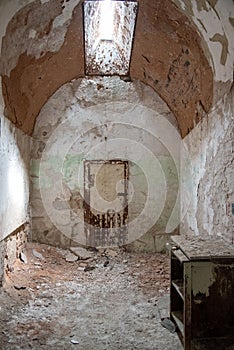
[[84, 0, 138, 75], [99, 0, 115, 41]]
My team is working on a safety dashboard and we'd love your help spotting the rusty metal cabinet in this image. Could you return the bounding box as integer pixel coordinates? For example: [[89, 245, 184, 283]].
[[170, 235, 234, 350]]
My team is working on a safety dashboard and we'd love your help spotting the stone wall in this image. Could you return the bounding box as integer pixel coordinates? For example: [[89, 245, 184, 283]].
[[31, 77, 181, 251], [0, 224, 30, 287], [181, 86, 234, 243], [0, 224, 29, 286]]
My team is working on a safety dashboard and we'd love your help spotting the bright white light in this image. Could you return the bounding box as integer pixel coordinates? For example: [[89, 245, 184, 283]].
[[99, 0, 114, 41]]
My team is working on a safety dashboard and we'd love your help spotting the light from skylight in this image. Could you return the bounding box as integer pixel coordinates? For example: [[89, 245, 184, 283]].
[[99, 0, 114, 41]]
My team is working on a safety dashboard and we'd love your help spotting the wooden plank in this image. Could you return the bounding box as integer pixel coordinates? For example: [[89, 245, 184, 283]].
[[172, 280, 184, 300], [184, 261, 192, 350], [171, 235, 234, 260], [171, 311, 184, 337], [172, 249, 189, 263]]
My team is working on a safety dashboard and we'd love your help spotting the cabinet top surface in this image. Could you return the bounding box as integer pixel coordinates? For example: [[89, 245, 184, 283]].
[[171, 235, 234, 260]]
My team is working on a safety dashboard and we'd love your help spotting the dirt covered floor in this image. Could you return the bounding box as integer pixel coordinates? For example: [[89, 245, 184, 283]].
[[0, 243, 182, 350]]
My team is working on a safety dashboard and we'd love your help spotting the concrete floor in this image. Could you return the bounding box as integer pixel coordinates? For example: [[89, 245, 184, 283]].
[[0, 243, 183, 350]]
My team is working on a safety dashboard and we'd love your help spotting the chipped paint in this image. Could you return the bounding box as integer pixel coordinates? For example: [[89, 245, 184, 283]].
[[31, 77, 179, 249], [52, 0, 80, 29], [229, 17, 234, 27], [0, 115, 31, 242], [210, 32, 229, 65], [173, 0, 194, 16], [0, 0, 80, 77], [172, 0, 234, 86], [193, 263, 216, 297], [0, 0, 213, 137], [0, 0, 35, 53], [181, 88, 233, 243]]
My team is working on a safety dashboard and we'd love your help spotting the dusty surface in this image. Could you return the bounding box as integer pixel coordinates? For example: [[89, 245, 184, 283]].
[[0, 243, 182, 350]]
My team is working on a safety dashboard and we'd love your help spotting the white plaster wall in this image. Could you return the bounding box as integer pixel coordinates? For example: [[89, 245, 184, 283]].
[[173, 0, 234, 86], [0, 0, 80, 76], [0, 1, 32, 281], [31, 77, 181, 250], [181, 87, 234, 243], [0, 40, 31, 242], [1, 0, 233, 81], [0, 0, 35, 54], [0, 112, 31, 242]]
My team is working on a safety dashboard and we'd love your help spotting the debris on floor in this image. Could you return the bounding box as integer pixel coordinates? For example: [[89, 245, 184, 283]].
[[0, 243, 182, 350], [65, 251, 79, 263], [160, 318, 176, 334]]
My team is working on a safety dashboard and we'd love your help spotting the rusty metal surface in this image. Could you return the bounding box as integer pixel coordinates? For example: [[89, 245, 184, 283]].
[[191, 262, 234, 339], [170, 237, 234, 350], [84, 160, 128, 247], [84, 0, 138, 75]]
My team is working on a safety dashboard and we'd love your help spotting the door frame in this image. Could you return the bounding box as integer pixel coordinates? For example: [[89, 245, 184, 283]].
[[83, 159, 129, 247]]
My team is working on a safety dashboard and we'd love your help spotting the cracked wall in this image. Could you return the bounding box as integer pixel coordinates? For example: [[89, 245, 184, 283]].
[[173, 0, 234, 101], [0, 0, 84, 135], [0, 224, 29, 287], [30, 77, 180, 251], [180, 86, 234, 243], [0, 97, 31, 286], [0, 0, 216, 138], [0, 115, 31, 242], [0, 0, 233, 255]]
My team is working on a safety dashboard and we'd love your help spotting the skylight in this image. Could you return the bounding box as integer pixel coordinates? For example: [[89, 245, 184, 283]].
[[83, 0, 138, 75]]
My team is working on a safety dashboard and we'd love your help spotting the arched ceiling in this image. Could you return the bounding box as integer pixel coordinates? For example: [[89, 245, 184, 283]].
[[0, 0, 214, 137]]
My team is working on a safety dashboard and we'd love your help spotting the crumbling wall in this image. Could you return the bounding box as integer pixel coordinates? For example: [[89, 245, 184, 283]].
[[0, 114, 31, 286], [0, 1, 32, 282], [31, 77, 180, 251], [0, 224, 29, 287], [173, 0, 234, 103], [181, 86, 234, 243], [0, 0, 215, 137], [0, 115, 31, 240]]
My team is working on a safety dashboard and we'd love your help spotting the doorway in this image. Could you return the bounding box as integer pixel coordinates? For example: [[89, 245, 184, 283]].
[[84, 160, 128, 247]]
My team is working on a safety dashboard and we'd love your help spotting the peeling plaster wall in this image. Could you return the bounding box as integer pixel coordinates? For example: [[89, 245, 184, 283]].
[[0, 0, 81, 76], [31, 77, 180, 251], [0, 85, 31, 286], [0, 224, 28, 287], [130, 0, 214, 137], [0, 115, 31, 240], [181, 87, 234, 243], [0, 0, 84, 135], [0, 0, 35, 54], [173, 0, 234, 102], [0, 0, 214, 138]]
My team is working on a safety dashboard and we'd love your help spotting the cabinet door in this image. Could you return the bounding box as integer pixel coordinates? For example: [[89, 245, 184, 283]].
[[191, 261, 234, 339]]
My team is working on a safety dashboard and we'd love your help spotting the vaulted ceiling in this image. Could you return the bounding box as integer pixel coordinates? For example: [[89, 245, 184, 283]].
[[0, 0, 214, 137]]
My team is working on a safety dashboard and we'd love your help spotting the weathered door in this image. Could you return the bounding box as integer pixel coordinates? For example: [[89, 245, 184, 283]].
[[84, 160, 128, 247]]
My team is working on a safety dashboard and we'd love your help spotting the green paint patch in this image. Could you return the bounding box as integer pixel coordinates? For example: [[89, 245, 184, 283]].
[[47, 156, 63, 172], [30, 159, 40, 177], [62, 154, 84, 181]]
